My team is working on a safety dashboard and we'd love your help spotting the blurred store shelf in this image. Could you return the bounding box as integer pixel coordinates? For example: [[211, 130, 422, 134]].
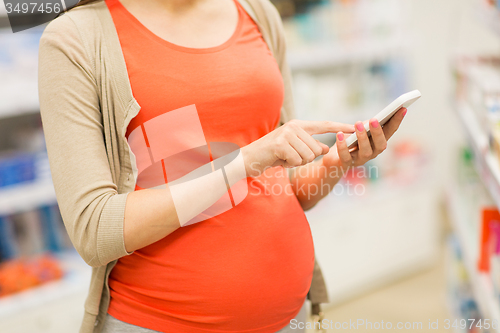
[[0, 2, 6, 17], [0, 179, 56, 216], [0, 98, 39, 119], [307, 179, 440, 307], [478, 0, 500, 37], [0, 79, 39, 119], [0, 21, 42, 117], [456, 102, 500, 211], [288, 37, 407, 71], [446, 185, 500, 331], [0, 251, 91, 333], [0, 6, 9, 31], [0, 251, 90, 318], [451, 2, 500, 323]]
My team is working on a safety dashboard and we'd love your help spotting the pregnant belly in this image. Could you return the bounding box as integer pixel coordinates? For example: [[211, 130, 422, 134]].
[[108, 176, 315, 332]]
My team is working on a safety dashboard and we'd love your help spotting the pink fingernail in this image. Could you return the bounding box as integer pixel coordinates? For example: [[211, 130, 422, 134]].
[[402, 109, 407, 117], [355, 122, 364, 132], [337, 132, 344, 141], [370, 119, 379, 128]]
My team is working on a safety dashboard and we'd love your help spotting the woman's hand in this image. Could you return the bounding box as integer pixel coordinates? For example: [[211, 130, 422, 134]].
[[322, 107, 407, 169], [241, 119, 355, 177]]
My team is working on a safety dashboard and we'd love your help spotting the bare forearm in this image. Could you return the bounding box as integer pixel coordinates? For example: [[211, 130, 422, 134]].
[[290, 158, 346, 211], [124, 188, 180, 253], [123, 153, 245, 252], [122, 119, 356, 252]]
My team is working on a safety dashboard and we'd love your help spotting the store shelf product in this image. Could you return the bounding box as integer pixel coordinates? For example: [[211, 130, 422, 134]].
[[0, 251, 91, 319], [456, 103, 500, 211], [478, 0, 500, 37], [446, 186, 500, 331]]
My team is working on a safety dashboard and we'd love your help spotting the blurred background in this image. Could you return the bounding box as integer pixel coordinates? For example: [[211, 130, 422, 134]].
[[0, 0, 500, 332]]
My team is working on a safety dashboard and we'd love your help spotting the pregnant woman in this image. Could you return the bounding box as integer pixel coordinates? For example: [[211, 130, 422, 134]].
[[38, 0, 406, 332]]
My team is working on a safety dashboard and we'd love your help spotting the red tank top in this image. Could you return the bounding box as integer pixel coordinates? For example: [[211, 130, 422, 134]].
[[106, 0, 315, 331]]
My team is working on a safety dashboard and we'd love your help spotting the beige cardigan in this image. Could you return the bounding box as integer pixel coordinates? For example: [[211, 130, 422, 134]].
[[38, 0, 328, 331]]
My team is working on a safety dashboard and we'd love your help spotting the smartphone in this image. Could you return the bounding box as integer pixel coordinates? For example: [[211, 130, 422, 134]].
[[345, 90, 422, 149]]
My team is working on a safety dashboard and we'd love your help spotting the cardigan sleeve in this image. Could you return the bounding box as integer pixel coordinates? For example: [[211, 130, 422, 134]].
[[258, 0, 296, 125], [274, 19, 296, 125], [38, 14, 131, 267]]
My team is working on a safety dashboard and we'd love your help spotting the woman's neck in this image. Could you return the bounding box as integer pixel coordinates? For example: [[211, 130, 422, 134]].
[[118, 0, 239, 49], [126, 0, 210, 14]]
